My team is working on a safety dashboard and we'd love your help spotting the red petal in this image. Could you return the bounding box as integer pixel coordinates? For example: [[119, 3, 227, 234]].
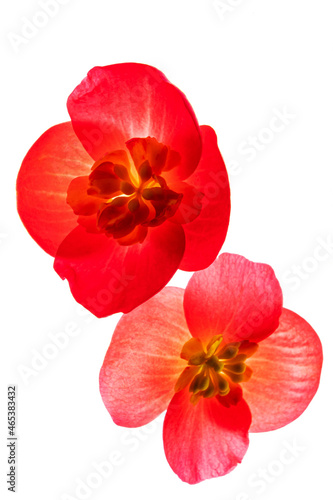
[[178, 126, 230, 271], [99, 287, 190, 427], [243, 308, 323, 432], [167, 181, 204, 225], [163, 390, 251, 484], [54, 221, 185, 317], [67, 63, 202, 180], [67, 176, 101, 215], [16, 122, 93, 256], [184, 253, 283, 344]]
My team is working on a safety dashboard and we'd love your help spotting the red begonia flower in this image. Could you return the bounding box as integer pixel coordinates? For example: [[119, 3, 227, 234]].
[[99, 253, 322, 484], [16, 63, 230, 317]]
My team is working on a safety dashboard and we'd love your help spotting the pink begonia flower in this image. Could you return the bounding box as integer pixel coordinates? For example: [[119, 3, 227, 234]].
[[100, 253, 323, 484]]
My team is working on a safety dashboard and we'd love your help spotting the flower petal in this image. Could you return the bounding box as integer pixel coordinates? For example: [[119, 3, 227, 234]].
[[99, 287, 190, 427], [167, 181, 204, 225], [184, 253, 283, 344], [178, 126, 231, 271], [67, 176, 101, 216], [16, 122, 93, 256], [163, 389, 251, 484], [243, 308, 323, 432], [54, 221, 185, 317], [67, 63, 202, 180]]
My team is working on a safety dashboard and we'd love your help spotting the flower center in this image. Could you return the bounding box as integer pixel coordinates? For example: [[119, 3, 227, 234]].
[[175, 335, 258, 405], [67, 137, 182, 246], [91, 154, 182, 240]]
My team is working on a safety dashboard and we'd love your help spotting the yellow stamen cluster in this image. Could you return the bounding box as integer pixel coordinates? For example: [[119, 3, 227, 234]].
[[175, 335, 258, 404]]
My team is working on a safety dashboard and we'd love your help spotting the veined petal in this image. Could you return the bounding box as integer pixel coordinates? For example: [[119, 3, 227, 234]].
[[163, 389, 251, 484], [184, 253, 283, 344], [99, 287, 190, 427], [178, 126, 230, 271], [16, 122, 93, 256], [243, 308, 323, 432], [54, 221, 185, 317], [67, 63, 202, 180]]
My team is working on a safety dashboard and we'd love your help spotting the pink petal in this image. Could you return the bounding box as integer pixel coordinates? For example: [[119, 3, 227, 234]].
[[54, 221, 185, 317], [243, 308, 323, 432], [163, 389, 251, 484], [67, 63, 202, 180], [99, 287, 191, 427], [16, 122, 93, 256], [184, 253, 283, 344], [178, 126, 230, 271]]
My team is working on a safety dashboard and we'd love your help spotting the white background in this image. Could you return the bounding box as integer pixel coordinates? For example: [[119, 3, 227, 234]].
[[1, 0, 332, 499]]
